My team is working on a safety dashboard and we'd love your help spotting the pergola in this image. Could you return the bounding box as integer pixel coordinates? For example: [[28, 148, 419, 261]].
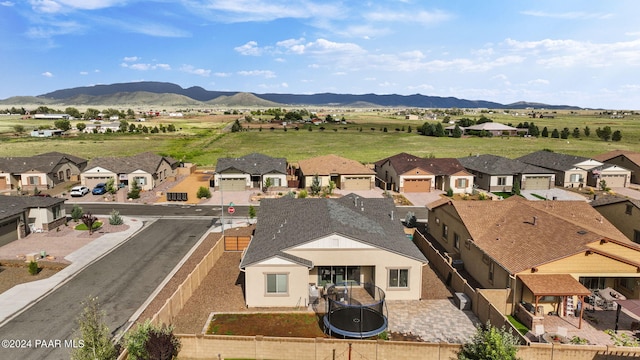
[[519, 274, 592, 329]]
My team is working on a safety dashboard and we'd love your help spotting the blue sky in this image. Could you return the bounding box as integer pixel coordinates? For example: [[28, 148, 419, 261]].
[[1, 1, 639, 109]]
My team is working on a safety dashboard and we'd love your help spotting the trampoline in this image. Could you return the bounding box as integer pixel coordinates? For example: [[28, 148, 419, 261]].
[[323, 282, 388, 339]]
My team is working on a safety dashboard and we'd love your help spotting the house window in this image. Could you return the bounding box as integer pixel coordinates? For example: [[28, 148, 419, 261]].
[[52, 205, 61, 219], [66, 169, 71, 179], [626, 204, 633, 215], [570, 174, 582, 183], [497, 177, 507, 186], [488, 262, 495, 284], [58, 171, 63, 180], [442, 224, 448, 240], [388, 269, 409, 288], [620, 278, 637, 292], [634, 230, 640, 244], [456, 178, 468, 188], [266, 273, 288, 294], [465, 239, 471, 249], [28, 176, 39, 185], [579, 277, 606, 290], [134, 177, 147, 186], [454, 233, 460, 250], [318, 266, 360, 286]]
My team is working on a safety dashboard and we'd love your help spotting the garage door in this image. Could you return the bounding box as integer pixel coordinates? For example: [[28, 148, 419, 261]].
[[0, 219, 18, 247], [524, 176, 551, 190], [220, 178, 246, 191], [601, 174, 626, 188], [84, 176, 112, 189], [342, 177, 372, 190], [0, 176, 7, 190], [403, 178, 431, 192]]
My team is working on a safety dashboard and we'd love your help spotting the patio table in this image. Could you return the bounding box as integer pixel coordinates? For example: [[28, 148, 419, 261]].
[[598, 287, 626, 310]]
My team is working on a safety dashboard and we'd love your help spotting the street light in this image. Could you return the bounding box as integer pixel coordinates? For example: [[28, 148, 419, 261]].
[[214, 171, 224, 236]]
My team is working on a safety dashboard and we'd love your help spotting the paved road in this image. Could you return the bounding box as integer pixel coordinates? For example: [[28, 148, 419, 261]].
[[0, 218, 211, 360]]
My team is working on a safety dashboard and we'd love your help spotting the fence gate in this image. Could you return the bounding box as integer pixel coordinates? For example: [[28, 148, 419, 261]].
[[224, 236, 251, 251]]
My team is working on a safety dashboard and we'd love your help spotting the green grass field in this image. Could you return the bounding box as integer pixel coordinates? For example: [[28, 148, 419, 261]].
[[1, 110, 639, 166]]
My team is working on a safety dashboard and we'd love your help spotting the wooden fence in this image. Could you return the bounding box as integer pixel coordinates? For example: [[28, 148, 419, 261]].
[[224, 235, 251, 251]]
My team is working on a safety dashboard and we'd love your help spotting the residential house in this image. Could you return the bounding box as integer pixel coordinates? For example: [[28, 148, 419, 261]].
[[0, 152, 87, 192], [591, 195, 640, 244], [426, 196, 640, 318], [594, 150, 640, 185], [81, 152, 178, 191], [240, 194, 427, 307], [458, 154, 555, 192], [463, 122, 521, 136], [297, 154, 376, 190], [30, 129, 64, 137], [83, 122, 120, 133], [517, 151, 604, 188], [374, 153, 473, 193], [0, 196, 66, 247], [214, 153, 287, 191]]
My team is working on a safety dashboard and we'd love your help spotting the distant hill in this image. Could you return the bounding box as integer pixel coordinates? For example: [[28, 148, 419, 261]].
[[0, 81, 583, 109]]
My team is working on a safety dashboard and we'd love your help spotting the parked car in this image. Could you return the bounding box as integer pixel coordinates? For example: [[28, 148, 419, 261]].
[[92, 183, 107, 195], [70, 186, 89, 197]]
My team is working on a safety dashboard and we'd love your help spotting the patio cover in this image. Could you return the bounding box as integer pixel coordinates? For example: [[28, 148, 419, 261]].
[[518, 274, 591, 329], [614, 299, 640, 332]]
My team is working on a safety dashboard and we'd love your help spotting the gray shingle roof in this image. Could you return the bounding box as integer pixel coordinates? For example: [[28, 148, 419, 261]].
[[0, 152, 87, 173], [0, 196, 65, 221], [376, 153, 469, 176], [517, 151, 591, 171], [87, 152, 178, 174], [240, 194, 427, 268], [215, 153, 286, 175], [458, 154, 554, 175], [590, 194, 640, 208]]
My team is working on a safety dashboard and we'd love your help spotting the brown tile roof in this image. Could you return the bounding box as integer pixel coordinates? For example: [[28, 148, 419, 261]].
[[437, 196, 631, 274], [376, 152, 471, 176], [593, 150, 640, 167], [518, 274, 591, 296], [298, 154, 375, 176]]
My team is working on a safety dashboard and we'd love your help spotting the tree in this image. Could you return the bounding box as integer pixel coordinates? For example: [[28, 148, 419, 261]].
[[310, 175, 321, 196], [596, 126, 612, 141], [541, 127, 549, 137], [326, 180, 336, 195], [109, 210, 124, 225], [551, 128, 560, 138], [71, 204, 83, 222], [106, 178, 116, 194], [54, 119, 72, 131], [420, 122, 435, 136], [71, 297, 118, 360], [583, 125, 591, 137], [124, 320, 181, 360], [13, 124, 25, 134], [512, 178, 521, 196], [452, 124, 463, 138], [119, 120, 129, 133], [65, 107, 82, 118], [560, 127, 570, 139], [128, 180, 141, 199], [248, 205, 256, 220], [572, 127, 580, 138], [457, 322, 521, 360], [76, 122, 86, 132], [84, 108, 100, 120], [196, 186, 211, 199], [81, 212, 98, 235], [404, 211, 417, 228], [231, 119, 242, 132], [612, 130, 622, 141], [528, 122, 540, 137], [476, 115, 493, 124], [434, 122, 445, 137]]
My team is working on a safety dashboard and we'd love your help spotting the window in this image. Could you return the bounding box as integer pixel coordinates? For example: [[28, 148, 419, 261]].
[[570, 174, 582, 183], [28, 176, 39, 185], [626, 204, 633, 215], [442, 224, 448, 240], [497, 177, 507, 186], [389, 269, 409, 288], [66, 169, 71, 179], [488, 262, 495, 283], [456, 178, 468, 188], [52, 205, 61, 219], [620, 278, 636, 292], [266, 273, 288, 294], [134, 177, 147, 186], [454, 233, 460, 250], [318, 266, 360, 286], [634, 230, 640, 244], [579, 277, 606, 290]]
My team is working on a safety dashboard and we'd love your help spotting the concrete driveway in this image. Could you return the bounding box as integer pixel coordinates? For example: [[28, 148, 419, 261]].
[[400, 190, 445, 207], [521, 188, 589, 201]]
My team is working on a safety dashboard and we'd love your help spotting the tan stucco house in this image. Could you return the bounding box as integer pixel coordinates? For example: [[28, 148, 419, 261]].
[[426, 196, 640, 319], [240, 194, 427, 308], [0, 196, 66, 247], [297, 154, 375, 191], [517, 150, 610, 188], [0, 152, 87, 193], [375, 153, 473, 194], [458, 154, 555, 192], [591, 195, 640, 244], [81, 152, 178, 191], [594, 150, 640, 185], [214, 153, 287, 191]]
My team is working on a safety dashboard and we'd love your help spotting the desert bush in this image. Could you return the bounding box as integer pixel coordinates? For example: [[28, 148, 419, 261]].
[[71, 204, 83, 222], [124, 319, 181, 360], [109, 210, 123, 225], [196, 186, 211, 199], [28, 261, 39, 275]]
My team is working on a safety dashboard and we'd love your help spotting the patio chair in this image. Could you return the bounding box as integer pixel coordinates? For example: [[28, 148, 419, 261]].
[[534, 324, 545, 343]]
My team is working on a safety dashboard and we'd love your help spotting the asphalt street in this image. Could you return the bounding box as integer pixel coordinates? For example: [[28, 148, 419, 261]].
[[0, 218, 211, 360]]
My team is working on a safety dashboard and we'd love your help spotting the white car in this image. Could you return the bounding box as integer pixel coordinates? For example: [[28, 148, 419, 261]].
[[70, 186, 89, 197]]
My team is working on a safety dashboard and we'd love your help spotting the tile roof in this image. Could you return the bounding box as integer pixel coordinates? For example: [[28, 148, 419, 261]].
[[516, 151, 592, 171], [458, 154, 554, 175], [434, 196, 631, 274], [298, 154, 375, 176], [215, 153, 286, 175], [240, 194, 427, 268], [0, 152, 87, 173], [87, 152, 178, 174], [376, 153, 470, 176], [594, 150, 640, 167], [0, 195, 65, 221]]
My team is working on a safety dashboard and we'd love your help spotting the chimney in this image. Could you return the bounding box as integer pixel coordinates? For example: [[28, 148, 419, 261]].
[[533, 216, 538, 225]]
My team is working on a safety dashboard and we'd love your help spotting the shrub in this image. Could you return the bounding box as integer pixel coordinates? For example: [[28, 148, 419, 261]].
[[128, 181, 141, 199], [298, 189, 308, 198], [80, 212, 99, 234], [109, 210, 123, 225], [28, 261, 39, 275], [248, 205, 256, 219], [71, 204, 83, 222], [446, 188, 454, 197], [196, 186, 211, 199], [457, 322, 521, 360], [124, 319, 181, 360], [477, 192, 488, 200], [71, 297, 118, 360]]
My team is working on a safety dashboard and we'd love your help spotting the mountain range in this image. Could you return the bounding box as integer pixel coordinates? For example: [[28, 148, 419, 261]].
[[0, 81, 582, 109]]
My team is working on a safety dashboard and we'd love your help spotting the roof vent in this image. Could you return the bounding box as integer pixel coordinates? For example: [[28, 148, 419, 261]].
[[533, 216, 538, 225], [577, 230, 588, 235]]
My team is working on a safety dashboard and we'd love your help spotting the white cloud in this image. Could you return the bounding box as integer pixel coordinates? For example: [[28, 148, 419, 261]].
[[187, 0, 344, 23], [180, 65, 211, 77], [520, 10, 613, 20], [121, 62, 172, 71], [237, 70, 276, 78], [79, 71, 88, 75], [407, 84, 434, 91], [1, 1, 14, 6], [234, 41, 262, 56], [26, 21, 84, 38], [528, 79, 550, 85], [281, 82, 288, 88], [214, 72, 232, 77], [29, 0, 127, 13], [123, 56, 139, 62], [364, 9, 452, 25], [41, 71, 53, 77]]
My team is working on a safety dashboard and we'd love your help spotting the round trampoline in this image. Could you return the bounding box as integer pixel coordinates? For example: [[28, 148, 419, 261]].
[[323, 282, 387, 339]]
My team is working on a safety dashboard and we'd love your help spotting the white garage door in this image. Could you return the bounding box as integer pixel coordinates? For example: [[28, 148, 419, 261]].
[[601, 174, 626, 188], [342, 176, 372, 190], [0, 219, 18, 247], [524, 176, 551, 190], [220, 178, 246, 191], [84, 176, 112, 189]]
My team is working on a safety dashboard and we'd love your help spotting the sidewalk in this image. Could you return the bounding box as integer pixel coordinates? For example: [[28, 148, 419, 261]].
[[0, 217, 145, 326]]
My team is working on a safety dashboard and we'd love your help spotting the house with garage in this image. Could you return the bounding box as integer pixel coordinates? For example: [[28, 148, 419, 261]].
[[0, 196, 66, 247], [591, 195, 640, 244], [426, 196, 640, 323], [517, 151, 603, 188], [81, 152, 178, 191], [214, 153, 287, 191], [297, 154, 376, 191], [240, 194, 428, 307], [458, 154, 555, 192], [374, 152, 473, 194], [594, 150, 640, 185], [0, 152, 87, 193], [463, 122, 521, 136]]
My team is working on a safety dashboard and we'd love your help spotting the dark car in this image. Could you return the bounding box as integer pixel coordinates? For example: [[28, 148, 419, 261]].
[[92, 183, 107, 195]]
